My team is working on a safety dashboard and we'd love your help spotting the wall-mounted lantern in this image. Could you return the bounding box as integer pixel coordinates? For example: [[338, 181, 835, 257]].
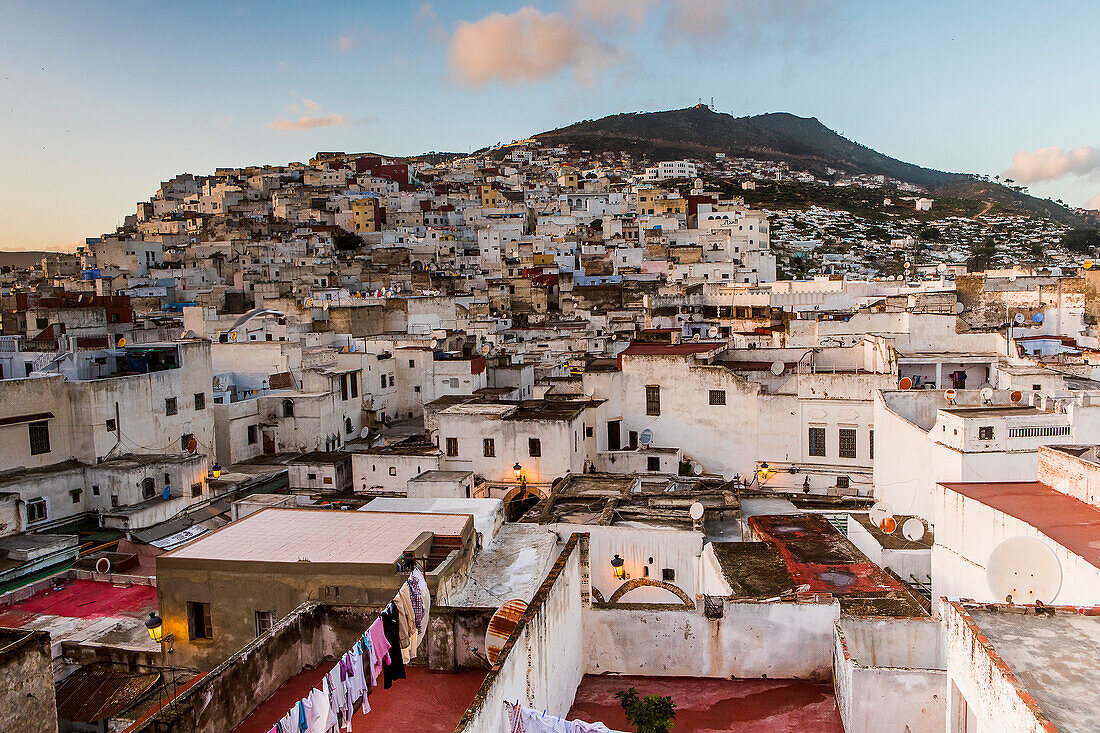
[[611, 554, 626, 580]]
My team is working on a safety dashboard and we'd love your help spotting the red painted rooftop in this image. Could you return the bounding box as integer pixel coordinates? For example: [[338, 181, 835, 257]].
[[568, 675, 843, 732], [619, 342, 722, 357], [939, 481, 1100, 569], [230, 664, 486, 733], [0, 579, 157, 626], [748, 514, 906, 595]]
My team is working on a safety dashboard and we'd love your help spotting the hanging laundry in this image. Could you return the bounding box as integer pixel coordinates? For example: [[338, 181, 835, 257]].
[[409, 568, 431, 636], [367, 617, 391, 686], [503, 703, 621, 733], [379, 602, 406, 688], [396, 583, 418, 662]]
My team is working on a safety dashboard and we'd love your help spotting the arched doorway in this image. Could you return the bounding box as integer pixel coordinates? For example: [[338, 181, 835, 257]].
[[503, 484, 543, 522]]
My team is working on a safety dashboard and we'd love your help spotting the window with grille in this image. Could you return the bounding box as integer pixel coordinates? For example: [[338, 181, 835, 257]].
[[808, 427, 826, 456], [869, 430, 874, 459], [165, 397, 178, 416], [483, 438, 495, 457], [194, 392, 205, 411], [529, 438, 541, 457], [709, 390, 726, 405], [647, 456, 660, 471], [978, 426, 994, 440], [188, 601, 212, 639], [646, 385, 661, 416], [446, 438, 458, 457], [255, 610, 275, 637], [28, 421, 51, 455], [26, 498, 46, 524], [838, 429, 857, 459], [1007, 425, 1070, 438]]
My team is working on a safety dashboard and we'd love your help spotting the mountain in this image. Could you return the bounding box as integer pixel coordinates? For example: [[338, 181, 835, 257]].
[[528, 106, 1089, 226]]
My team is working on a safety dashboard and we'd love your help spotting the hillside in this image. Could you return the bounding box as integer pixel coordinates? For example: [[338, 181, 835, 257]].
[[529, 106, 1089, 226]]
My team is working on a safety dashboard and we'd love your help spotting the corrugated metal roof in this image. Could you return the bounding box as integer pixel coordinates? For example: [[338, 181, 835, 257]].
[[55, 666, 160, 723]]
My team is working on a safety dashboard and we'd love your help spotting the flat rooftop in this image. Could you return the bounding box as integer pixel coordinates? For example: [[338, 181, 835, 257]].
[[568, 675, 843, 732], [160, 509, 470, 564], [939, 406, 1044, 417], [968, 607, 1100, 733], [939, 481, 1100, 569]]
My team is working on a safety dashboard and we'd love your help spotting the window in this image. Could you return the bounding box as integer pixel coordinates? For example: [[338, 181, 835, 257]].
[[181, 433, 194, 452], [187, 601, 212, 640], [105, 418, 116, 432], [350, 373, 358, 398], [446, 438, 458, 457], [341, 374, 350, 400], [409, 359, 416, 368], [978, 426, 994, 440], [647, 456, 660, 471], [283, 399, 294, 417], [110, 494, 119, 508], [26, 498, 46, 524], [345, 417, 353, 435], [323, 477, 333, 485], [388, 466, 397, 476], [645, 385, 661, 416], [836, 476, 850, 489], [483, 438, 495, 457], [869, 430, 874, 459], [191, 482, 202, 498], [808, 427, 826, 457], [528, 438, 541, 457], [194, 392, 205, 410], [413, 386, 420, 393], [255, 610, 275, 637], [141, 478, 156, 500], [709, 390, 726, 406], [1007, 425, 1070, 438], [247, 425, 258, 444], [838, 429, 857, 459], [662, 568, 675, 582], [70, 488, 82, 503], [92, 485, 100, 496], [165, 397, 178, 416], [28, 421, 51, 455]]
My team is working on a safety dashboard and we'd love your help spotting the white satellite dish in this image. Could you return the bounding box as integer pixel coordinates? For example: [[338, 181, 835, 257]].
[[869, 501, 894, 527], [770, 360, 785, 376], [689, 502, 704, 520], [986, 536, 1062, 605], [691, 462, 703, 476], [1014, 313, 1025, 325], [182, 329, 197, 339], [639, 428, 652, 447], [430, 339, 439, 349], [954, 302, 965, 314], [944, 388, 957, 403], [481, 344, 492, 355], [901, 517, 925, 542], [360, 427, 370, 439], [937, 263, 947, 274], [980, 386, 994, 404], [707, 326, 719, 338], [692, 333, 701, 342]]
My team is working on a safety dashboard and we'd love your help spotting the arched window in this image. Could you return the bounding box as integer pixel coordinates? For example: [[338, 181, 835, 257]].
[[345, 417, 353, 435], [141, 477, 156, 500], [283, 398, 294, 417]]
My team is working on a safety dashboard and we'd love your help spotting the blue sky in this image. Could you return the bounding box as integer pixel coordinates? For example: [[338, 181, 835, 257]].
[[2, 0, 1099, 250]]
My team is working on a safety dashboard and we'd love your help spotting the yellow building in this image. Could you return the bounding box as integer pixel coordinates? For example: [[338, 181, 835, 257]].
[[479, 184, 500, 208], [350, 197, 381, 233]]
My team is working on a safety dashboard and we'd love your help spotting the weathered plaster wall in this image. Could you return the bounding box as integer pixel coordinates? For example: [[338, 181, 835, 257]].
[[0, 629, 57, 733]]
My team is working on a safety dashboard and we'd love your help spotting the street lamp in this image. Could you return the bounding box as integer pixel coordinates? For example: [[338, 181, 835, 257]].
[[210, 463, 222, 479], [611, 554, 627, 580], [145, 612, 165, 643]]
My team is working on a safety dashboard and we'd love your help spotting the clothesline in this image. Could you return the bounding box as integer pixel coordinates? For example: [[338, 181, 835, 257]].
[[269, 567, 431, 733], [504, 701, 624, 733]]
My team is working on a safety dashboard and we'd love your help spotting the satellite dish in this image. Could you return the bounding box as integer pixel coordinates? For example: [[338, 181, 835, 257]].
[[980, 386, 994, 404], [322, 301, 329, 310], [944, 388, 957, 403], [770, 360, 785, 376], [116, 337, 126, 348], [95, 557, 112, 574], [879, 516, 898, 534], [1010, 390, 1023, 403], [937, 263, 947, 273], [485, 599, 528, 664], [430, 339, 439, 349], [481, 344, 491, 355], [986, 536, 1062, 605], [689, 502, 704, 520], [869, 501, 894, 528], [639, 429, 652, 447], [1032, 312, 1044, 324], [707, 326, 719, 338], [307, 298, 314, 306], [1014, 313, 1025, 325], [186, 438, 198, 453], [954, 302, 965, 314], [901, 518, 925, 542], [229, 331, 238, 342], [182, 329, 197, 339], [692, 333, 701, 342], [360, 427, 370, 439], [691, 462, 703, 476], [898, 377, 913, 390], [1084, 260, 1093, 270]]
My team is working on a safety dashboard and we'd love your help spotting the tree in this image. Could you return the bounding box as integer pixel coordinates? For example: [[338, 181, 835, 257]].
[[1061, 228, 1100, 254], [334, 229, 364, 252], [968, 236, 997, 272], [616, 687, 676, 733], [919, 226, 941, 241]]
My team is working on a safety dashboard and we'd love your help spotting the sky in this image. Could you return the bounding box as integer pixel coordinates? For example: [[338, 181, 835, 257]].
[[2, 0, 1099, 251]]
